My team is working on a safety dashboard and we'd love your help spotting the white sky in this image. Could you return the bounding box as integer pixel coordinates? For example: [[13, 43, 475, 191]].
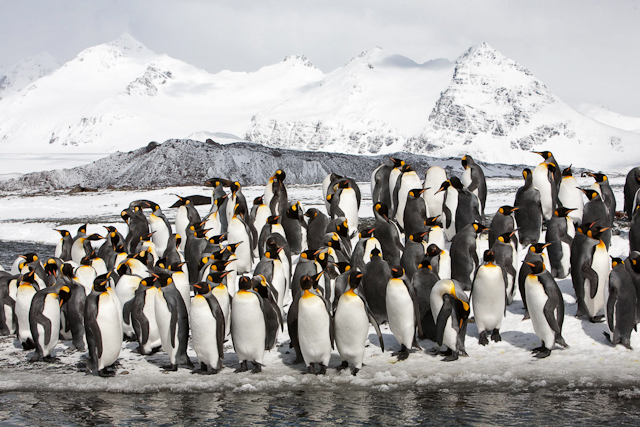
[[1, 0, 639, 116]]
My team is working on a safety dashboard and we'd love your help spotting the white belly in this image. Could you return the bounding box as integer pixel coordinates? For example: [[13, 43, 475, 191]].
[[154, 291, 178, 362], [585, 244, 610, 317], [389, 168, 401, 210], [252, 206, 271, 257], [212, 286, 231, 337], [559, 242, 571, 277], [525, 277, 556, 348], [338, 188, 359, 232], [558, 177, 584, 224], [173, 272, 191, 314], [231, 292, 266, 364], [386, 280, 416, 348], [437, 251, 452, 280], [471, 265, 505, 333], [427, 227, 446, 253], [4, 304, 15, 334], [533, 164, 553, 220], [75, 266, 97, 296], [334, 294, 369, 369], [96, 292, 123, 370], [175, 207, 189, 251], [271, 260, 287, 315], [190, 296, 221, 367], [227, 219, 253, 274], [298, 295, 332, 366], [396, 173, 422, 228], [150, 216, 171, 257], [363, 238, 382, 265], [37, 295, 61, 357], [444, 189, 458, 241], [140, 288, 161, 353], [16, 286, 36, 343]]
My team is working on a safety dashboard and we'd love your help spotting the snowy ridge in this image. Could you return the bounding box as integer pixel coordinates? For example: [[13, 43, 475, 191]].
[[0, 52, 60, 100], [577, 103, 640, 134]]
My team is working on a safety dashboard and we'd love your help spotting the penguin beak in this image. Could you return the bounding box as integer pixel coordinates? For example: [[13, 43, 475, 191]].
[[525, 262, 535, 267]]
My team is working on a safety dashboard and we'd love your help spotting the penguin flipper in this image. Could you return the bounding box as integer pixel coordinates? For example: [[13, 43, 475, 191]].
[[361, 295, 384, 352], [435, 296, 454, 347], [443, 205, 452, 229], [582, 264, 600, 300], [543, 298, 562, 337], [166, 296, 178, 349], [407, 281, 424, 340], [606, 288, 617, 331], [84, 297, 103, 362], [205, 295, 225, 359], [122, 299, 134, 327], [32, 308, 52, 347]]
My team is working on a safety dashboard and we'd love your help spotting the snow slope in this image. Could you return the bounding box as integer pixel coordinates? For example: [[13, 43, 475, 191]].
[[576, 103, 640, 134], [0, 53, 60, 100]]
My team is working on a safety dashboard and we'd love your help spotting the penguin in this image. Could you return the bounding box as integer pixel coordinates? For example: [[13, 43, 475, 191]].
[[388, 159, 406, 214], [333, 270, 384, 375], [470, 250, 505, 345], [361, 248, 392, 324], [84, 273, 123, 376], [624, 167, 640, 219], [524, 260, 569, 358], [488, 206, 518, 248], [226, 182, 250, 234], [154, 271, 192, 371], [392, 165, 422, 230], [403, 188, 428, 237], [371, 157, 404, 210], [0, 272, 16, 335], [205, 270, 232, 338], [190, 281, 226, 373], [430, 279, 470, 361], [254, 247, 287, 315], [298, 273, 333, 374], [423, 166, 447, 220], [582, 188, 612, 249], [323, 173, 341, 212], [437, 180, 459, 241], [304, 208, 329, 252], [386, 266, 423, 360], [589, 173, 616, 225], [54, 229, 73, 261], [15, 271, 39, 350], [283, 201, 306, 254], [226, 204, 254, 275], [251, 274, 283, 351], [425, 216, 446, 252], [184, 226, 210, 284], [604, 258, 636, 349], [545, 207, 575, 279], [401, 231, 428, 279], [97, 226, 123, 271], [450, 222, 487, 291], [331, 262, 354, 308], [204, 177, 231, 233], [29, 284, 71, 362], [514, 168, 543, 246], [411, 256, 440, 341], [557, 166, 584, 224], [532, 161, 558, 221], [533, 150, 562, 187], [250, 196, 272, 255], [372, 203, 403, 266], [231, 276, 267, 373], [71, 233, 103, 265], [571, 224, 611, 322], [490, 230, 518, 304], [265, 169, 288, 218], [166, 262, 191, 315], [452, 176, 482, 234], [129, 277, 162, 355], [624, 251, 640, 326], [425, 243, 451, 281], [460, 155, 487, 217], [174, 196, 202, 252], [143, 201, 172, 258], [202, 195, 228, 240], [122, 205, 149, 254], [258, 215, 286, 259], [518, 243, 552, 319], [114, 262, 142, 340], [58, 263, 86, 350], [350, 227, 380, 271], [631, 201, 640, 253]]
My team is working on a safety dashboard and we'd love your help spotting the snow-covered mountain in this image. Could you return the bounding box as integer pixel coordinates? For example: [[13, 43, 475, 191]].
[[0, 53, 60, 100], [576, 103, 640, 134], [0, 35, 638, 172]]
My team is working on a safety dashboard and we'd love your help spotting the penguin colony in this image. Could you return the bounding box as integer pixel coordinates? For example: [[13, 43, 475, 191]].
[[1, 157, 640, 377]]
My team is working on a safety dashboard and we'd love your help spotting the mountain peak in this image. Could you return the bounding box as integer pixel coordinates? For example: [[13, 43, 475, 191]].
[[75, 33, 153, 64], [107, 33, 148, 52], [0, 52, 60, 97], [282, 54, 316, 68]]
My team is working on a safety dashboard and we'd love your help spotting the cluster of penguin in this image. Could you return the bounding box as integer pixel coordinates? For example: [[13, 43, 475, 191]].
[[2, 156, 640, 377]]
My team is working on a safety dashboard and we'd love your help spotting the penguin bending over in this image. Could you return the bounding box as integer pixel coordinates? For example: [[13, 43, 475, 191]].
[[430, 279, 470, 361], [29, 284, 71, 362]]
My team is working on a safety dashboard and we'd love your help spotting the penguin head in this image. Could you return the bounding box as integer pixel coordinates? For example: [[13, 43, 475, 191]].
[[336, 219, 349, 237], [44, 258, 60, 277], [337, 179, 351, 189], [204, 177, 230, 188], [19, 270, 37, 286], [401, 164, 413, 173], [417, 255, 433, 271], [139, 276, 156, 288], [498, 206, 518, 216], [80, 251, 96, 266], [133, 250, 151, 266], [461, 155, 469, 169], [61, 263, 75, 279], [547, 163, 557, 174], [264, 247, 283, 259], [347, 269, 364, 289], [230, 181, 241, 194], [121, 210, 131, 223], [435, 180, 450, 194], [562, 165, 573, 177], [326, 233, 342, 250], [167, 262, 186, 272], [449, 177, 464, 190], [58, 286, 71, 307], [332, 261, 351, 275], [522, 168, 533, 182], [207, 270, 230, 285], [19, 253, 39, 265], [274, 169, 286, 181], [315, 250, 329, 269], [629, 252, 640, 273], [286, 202, 300, 218], [253, 196, 264, 206], [92, 273, 111, 293], [174, 234, 182, 249], [525, 260, 545, 275], [483, 250, 496, 264], [305, 208, 320, 219], [300, 272, 322, 291], [300, 249, 316, 260], [54, 229, 71, 238], [267, 215, 280, 225], [238, 275, 253, 291], [370, 247, 382, 259], [208, 233, 228, 245], [529, 242, 551, 254], [409, 231, 428, 242], [554, 207, 576, 218], [579, 188, 600, 200], [390, 266, 405, 279], [224, 242, 242, 255], [472, 222, 488, 234], [611, 257, 624, 269], [390, 158, 405, 168], [359, 227, 376, 239], [586, 226, 610, 241], [233, 203, 246, 218], [214, 194, 228, 208], [589, 172, 608, 183], [425, 216, 442, 227], [497, 231, 515, 244], [77, 224, 87, 235], [533, 151, 553, 160], [193, 281, 212, 295], [152, 272, 173, 289], [374, 203, 389, 221], [426, 244, 442, 257], [252, 276, 270, 298], [408, 188, 426, 198]]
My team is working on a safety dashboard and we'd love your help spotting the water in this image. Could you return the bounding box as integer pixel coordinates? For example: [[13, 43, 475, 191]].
[[0, 241, 55, 271], [0, 388, 638, 426]]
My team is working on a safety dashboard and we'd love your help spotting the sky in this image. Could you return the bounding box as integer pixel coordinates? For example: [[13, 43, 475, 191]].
[[1, 0, 639, 116]]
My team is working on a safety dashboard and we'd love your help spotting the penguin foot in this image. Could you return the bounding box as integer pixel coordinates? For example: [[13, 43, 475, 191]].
[[317, 364, 327, 375], [478, 332, 489, 346], [441, 352, 459, 362], [235, 361, 248, 373], [306, 365, 315, 375], [522, 312, 530, 321], [21, 340, 35, 351], [162, 364, 178, 372], [533, 348, 551, 358], [392, 346, 410, 361], [531, 346, 545, 354], [589, 315, 605, 323], [603, 331, 612, 343], [98, 368, 116, 377], [28, 354, 40, 363], [621, 339, 633, 350], [491, 329, 502, 342], [351, 367, 360, 376], [336, 361, 349, 371], [459, 349, 469, 357], [556, 336, 569, 348], [42, 356, 58, 363], [251, 363, 262, 374]]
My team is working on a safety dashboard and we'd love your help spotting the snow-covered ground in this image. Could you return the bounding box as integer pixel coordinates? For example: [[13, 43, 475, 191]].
[[0, 174, 638, 393]]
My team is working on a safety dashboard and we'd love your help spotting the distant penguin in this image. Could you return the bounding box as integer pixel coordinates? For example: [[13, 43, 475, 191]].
[[174, 196, 201, 252], [423, 166, 447, 220], [371, 157, 404, 210], [227, 204, 254, 275], [29, 284, 71, 362], [490, 231, 518, 304], [190, 281, 226, 373], [305, 208, 329, 252], [524, 260, 568, 358], [386, 266, 422, 360], [250, 196, 271, 253], [154, 272, 192, 371], [430, 279, 470, 361], [557, 166, 584, 224], [450, 222, 486, 291], [0, 273, 16, 335], [144, 201, 172, 258], [323, 173, 343, 212], [265, 169, 288, 218], [545, 207, 575, 279], [54, 229, 73, 261], [298, 273, 333, 375], [514, 168, 543, 246], [488, 206, 518, 248], [231, 276, 267, 373], [393, 165, 422, 230], [283, 201, 306, 254], [331, 179, 361, 233], [122, 205, 149, 254], [205, 178, 230, 233], [533, 151, 562, 187], [226, 182, 250, 233], [361, 248, 392, 324], [460, 155, 487, 217], [403, 188, 428, 236], [388, 159, 405, 213], [604, 258, 636, 349], [589, 173, 616, 225], [471, 250, 505, 345], [372, 203, 403, 266], [518, 243, 552, 319], [438, 180, 459, 241], [532, 161, 558, 221], [84, 274, 123, 376], [624, 167, 640, 219], [333, 270, 384, 375], [129, 277, 162, 356], [582, 188, 612, 249]]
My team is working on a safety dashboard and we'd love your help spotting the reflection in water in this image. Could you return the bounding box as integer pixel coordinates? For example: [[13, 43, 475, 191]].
[[0, 389, 638, 426]]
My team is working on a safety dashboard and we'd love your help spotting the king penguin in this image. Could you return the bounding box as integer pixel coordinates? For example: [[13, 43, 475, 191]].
[[385, 266, 423, 360], [514, 168, 543, 246], [624, 167, 640, 219], [154, 272, 192, 371], [545, 207, 575, 279], [604, 258, 637, 349], [29, 284, 71, 362], [430, 279, 470, 361], [231, 276, 268, 373], [471, 250, 505, 345], [298, 273, 333, 374], [557, 166, 584, 224], [461, 155, 487, 217], [190, 281, 226, 373]]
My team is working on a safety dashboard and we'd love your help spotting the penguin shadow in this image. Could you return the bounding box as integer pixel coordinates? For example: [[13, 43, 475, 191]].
[[570, 304, 610, 345], [499, 330, 539, 351], [505, 300, 527, 317]]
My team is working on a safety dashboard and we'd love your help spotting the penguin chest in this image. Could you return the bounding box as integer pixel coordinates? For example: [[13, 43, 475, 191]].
[[212, 286, 231, 336], [270, 260, 287, 310], [175, 207, 189, 249], [298, 294, 331, 365], [38, 294, 61, 355], [363, 238, 382, 264], [150, 215, 170, 256], [532, 164, 554, 219], [385, 279, 415, 347], [141, 288, 161, 348], [586, 243, 610, 315], [76, 266, 97, 295], [437, 251, 452, 280], [334, 294, 369, 366], [339, 188, 360, 231], [427, 227, 446, 252], [524, 277, 556, 348], [471, 265, 505, 332], [96, 293, 123, 369], [154, 291, 175, 351], [173, 273, 191, 312], [16, 286, 36, 342], [190, 296, 220, 366], [115, 276, 139, 311], [227, 219, 252, 273], [231, 292, 266, 363]]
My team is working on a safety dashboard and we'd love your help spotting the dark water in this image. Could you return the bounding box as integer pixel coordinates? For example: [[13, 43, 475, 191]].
[[0, 241, 55, 271], [0, 388, 639, 426]]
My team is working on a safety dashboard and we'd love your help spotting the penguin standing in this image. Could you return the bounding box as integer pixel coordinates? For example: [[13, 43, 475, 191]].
[[460, 155, 487, 217], [557, 166, 584, 224], [453, 177, 481, 233], [624, 167, 640, 219], [624, 251, 640, 326], [59, 263, 86, 350], [231, 276, 267, 373], [545, 207, 575, 279], [412, 256, 440, 341], [254, 247, 287, 315], [371, 158, 404, 209], [488, 206, 518, 248], [145, 201, 172, 258], [298, 273, 333, 374], [471, 250, 505, 345], [532, 161, 558, 221], [265, 169, 288, 217], [514, 169, 543, 246], [518, 243, 552, 319], [604, 258, 637, 349], [0, 273, 16, 335], [425, 243, 451, 281], [29, 284, 71, 362], [207, 270, 232, 338], [438, 180, 459, 241], [205, 178, 230, 233], [582, 188, 612, 249], [227, 205, 254, 275], [154, 272, 192, 371], [174, 196, 201, 252], [122, 206, 149, 254], [534, 151, 562, 187], [283, 201, 306, 254], [15, 271, 39, 349], [129, 277, 161, 355], [304, 208, 329, 252], [403, 188, 428, 237], [450, 222, 486, 291], [361, 248, 392, 324], [401, 231, 428, 279], [333, 270, 384, 375], [423, 166, 447, 220], [430, 279, 470, 361], [524, 260, 568, 358], [372, 203, 403, 266], [331, 180, 360, 234], [84, 274, 123, 376], [251, 275, 283, 352], [190, 281, 226, 373], [385, 266, 423, 360], [631, 202, 640, 253], [54, 229, 73, 261], [589, 173, 616, 225], [490, 231, 518, 304], [393, 165, 422, 230]]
